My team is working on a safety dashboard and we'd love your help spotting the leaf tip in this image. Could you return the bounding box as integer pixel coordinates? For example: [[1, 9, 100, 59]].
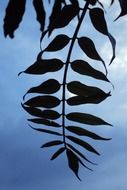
[[18, 71, 24, 76], [23, 93, 27, 101]]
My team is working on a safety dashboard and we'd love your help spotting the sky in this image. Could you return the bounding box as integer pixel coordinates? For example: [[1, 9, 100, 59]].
[[0, 1, 127, 189]]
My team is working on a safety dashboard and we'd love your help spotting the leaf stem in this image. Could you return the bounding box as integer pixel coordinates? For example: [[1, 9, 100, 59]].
[[62, 1, 91, 148]]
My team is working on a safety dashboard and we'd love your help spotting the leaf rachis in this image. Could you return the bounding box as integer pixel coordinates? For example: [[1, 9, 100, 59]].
[[61, 1, 91, 149]]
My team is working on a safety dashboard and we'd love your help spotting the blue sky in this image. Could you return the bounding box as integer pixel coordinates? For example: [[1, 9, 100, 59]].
[[0, 1, 127, 189]]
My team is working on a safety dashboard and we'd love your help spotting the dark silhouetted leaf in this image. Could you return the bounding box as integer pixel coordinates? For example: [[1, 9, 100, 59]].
[[66, 136, 100, 155], [66, 112, 112, 126], [44, 35, 70, 51], [76, 157, 93, 171], [22, 104, 60, 119], [97, 0, 104, 9], [90, 8, 108, 35], [108, 33, 116, 64], [70, 0, 79, 8], [67, 81, 110, 98], [85, 0, 97, 5], [33, 0, 45, 32], [24, 95, 61, 108], [48, 0, 62, 35], [66, 126, 111, 140], [67, 93, 110, 105], [28, 118, 61, 127], [78, 37, 107, 74], [89, 8, 116, 64], [41, 140, 63, 148], [67, 143, 96, 165], [23, 79, 61, 99], [115, 0, 127, 20], [29, 125, 62, 136], [4, 0, 26, 38], [18, 59, 64, 75], [71, 60, 109, 82], [66, 149, 81, 180], [110, 0, 115, 6], [48, 4, 79, 34], [50, 147, 65, 160]]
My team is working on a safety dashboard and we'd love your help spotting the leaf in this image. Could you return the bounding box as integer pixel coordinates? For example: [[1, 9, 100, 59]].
[[50, 147, 65, 160], [41, 140, 63, 148], [24, 95, 61, 108], [89, 8, 116, 64], [78, 37, 102, 61], [108, 33, 116, 64], [29, 125, 62, 136], [44, 35, 70, 52], [115, 0, 127, 20], [66, 136, 100, 155], [3, 0, 26, 38], [76, 156, 93, 172], [28, 118, 61, 127], [71, 60, 109, 82], [84, 0, 97, 5], [48, 4, 79, 35], [66, 112, 112, 126], [22, 104, 61, 120], [67, 143, 96, 165], [18, 59, 64, 75], [97, 0, 104, 9], [110, 0, 115, 6], [67, 93, 110, 105], [23, 79, 61, 99], [67, 81, 110, 97], [48, 0, 62, 35], [66, 126, 111, 140], [90, 8, 108, 35], [78, 37, 107, 74], [66, 149, 81, 180], [33, 0, 45, 32], [70, 0, 79, 8]]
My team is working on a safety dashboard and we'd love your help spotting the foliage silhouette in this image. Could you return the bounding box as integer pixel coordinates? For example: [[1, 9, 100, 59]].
[[3, 0, 127, 179]]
